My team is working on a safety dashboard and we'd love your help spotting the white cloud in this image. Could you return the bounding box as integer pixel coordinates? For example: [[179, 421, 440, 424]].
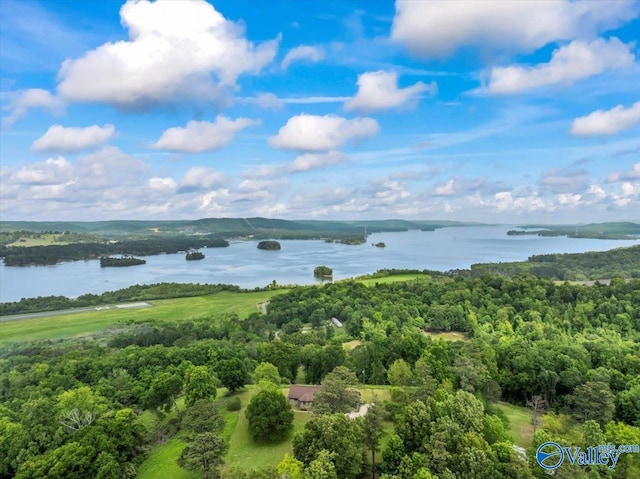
[[433, 179, 456, 196], [281, 45, 324, 70], [3, 89, 64, 127], [606, 163, 640, 183], [570, 101, 640, 136], [240, 93, 284, 109], [288, 151, 347, 172], [587, 185, 607, 199], [31, 124, 115, 153], [148, 177, 177, 193], [344, 71, 436, 112], [153, 116, 257, 153], [13, 157, 74, 185], [487, 38, 634, 94], [391, 0, 638, 58], [56, 0, 279, 108], [178, 167, 228, 193], [269, 114, 379, 151]]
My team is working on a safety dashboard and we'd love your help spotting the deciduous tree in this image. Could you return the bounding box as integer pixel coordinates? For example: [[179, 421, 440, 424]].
[[313, 366, 360, 414], [177, 432, 226, 479], [293, 414, 364, 479], [245, 389, 294, 442], [184, 365, 218, 406]]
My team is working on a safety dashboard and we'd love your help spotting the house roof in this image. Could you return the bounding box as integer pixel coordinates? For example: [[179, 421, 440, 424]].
[[288, 385, 322, 401]]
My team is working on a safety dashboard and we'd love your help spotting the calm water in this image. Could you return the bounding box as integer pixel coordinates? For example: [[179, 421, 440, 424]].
[[1, 225, 638, 302]]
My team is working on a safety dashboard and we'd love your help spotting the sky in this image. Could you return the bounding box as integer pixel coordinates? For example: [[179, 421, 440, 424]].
[[0, 0, 639, 223]]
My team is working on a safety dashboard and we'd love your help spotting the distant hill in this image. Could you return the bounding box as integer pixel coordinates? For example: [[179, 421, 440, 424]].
[[510, 221, 640, 239], [0, 217, 478, 237]]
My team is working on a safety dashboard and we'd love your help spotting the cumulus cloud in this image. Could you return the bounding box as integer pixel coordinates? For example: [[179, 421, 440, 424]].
[[269, 114, 379, 151], [606, 163, 640, 183], [391, 0, 638, 58], [570, 101, 640, 136], [344, 71, 436, 112], [288, 151, 347, 172], [153, 116, 257, 153], [178, 167, 228, 193], [3, 89, 65, 127], [56, 0, 279, 108], [31, 124, 116, 153], [433, 179, 456, 196], [281, 45, 324, 70], [486, 38, 634, 94], [13, 157, 74, 185]]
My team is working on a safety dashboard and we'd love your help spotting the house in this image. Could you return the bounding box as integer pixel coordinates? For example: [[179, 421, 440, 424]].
[[288, 385, 322, 410], [331, 317, 343, 327]]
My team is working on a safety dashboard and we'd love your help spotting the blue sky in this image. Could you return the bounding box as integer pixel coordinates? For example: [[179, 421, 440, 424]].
[[1, 0, 639, 222]]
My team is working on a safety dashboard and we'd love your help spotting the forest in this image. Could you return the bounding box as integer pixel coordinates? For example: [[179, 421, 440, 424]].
[[0, 236, 229, 266], [1, 270, 639, 478]]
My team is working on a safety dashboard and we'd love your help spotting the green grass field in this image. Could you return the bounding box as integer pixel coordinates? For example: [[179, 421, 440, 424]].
[[423, 331, 470, 342], [0, 290, 285, 343], [224, 395, 312, 472], [136, 437, 198, 479], [495, 401, 538, 447], [6, 233, 66, 247], [354, 273, 430, 286]]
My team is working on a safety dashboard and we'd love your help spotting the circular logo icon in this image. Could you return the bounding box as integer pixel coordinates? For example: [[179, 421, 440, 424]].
[[536, 441, 564, 470]]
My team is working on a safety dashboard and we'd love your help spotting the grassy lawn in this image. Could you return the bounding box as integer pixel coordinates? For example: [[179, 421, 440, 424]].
[[495, 401, 538, 448], [136, 437, 198, 479], [355, 273, 430, 286], [358, 386, 392, 403], [139, 385, 395, 476], [423, 330, 470, 342], [7, 233, 66, 247], [0, 290, 285, 343], [342, 339, 361, 350]]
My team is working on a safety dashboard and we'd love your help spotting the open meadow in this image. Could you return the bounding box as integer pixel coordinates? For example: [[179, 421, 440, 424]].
[[0, 290, 284, 343]]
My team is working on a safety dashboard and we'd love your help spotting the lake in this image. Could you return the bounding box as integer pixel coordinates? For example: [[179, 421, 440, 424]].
[[1, 225, 638, 303]]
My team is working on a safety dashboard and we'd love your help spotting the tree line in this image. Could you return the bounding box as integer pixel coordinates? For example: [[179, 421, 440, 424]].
[[0, 236, 229, 266]]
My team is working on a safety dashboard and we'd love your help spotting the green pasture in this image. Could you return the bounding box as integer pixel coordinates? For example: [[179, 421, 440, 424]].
[[7, 233, 65, 247], [0, 290, 284, 343], [423, 330, 470, 342], [495, 401, 538, 448], [136, 437, 198, 479], [354, 273, 430, 286]]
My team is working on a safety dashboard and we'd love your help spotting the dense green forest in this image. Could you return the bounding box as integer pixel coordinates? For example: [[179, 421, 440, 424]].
[[508, 222, 640, 240], [0, 236, 229, 266], [466, 245, 640, 280], [1, 272, 639, 478]]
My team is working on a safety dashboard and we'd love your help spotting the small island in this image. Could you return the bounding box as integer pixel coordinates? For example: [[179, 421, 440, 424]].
[[336, 236, 366, 245], [314, 265, 333, 278], [373, 242, 386, 248], [186, 251, 205, 260], [257, 240, 281, 250], [99, 256, 146, 267]]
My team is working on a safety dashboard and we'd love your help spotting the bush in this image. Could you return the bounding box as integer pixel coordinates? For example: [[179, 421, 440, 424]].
[[224, 397, 242, 412]]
